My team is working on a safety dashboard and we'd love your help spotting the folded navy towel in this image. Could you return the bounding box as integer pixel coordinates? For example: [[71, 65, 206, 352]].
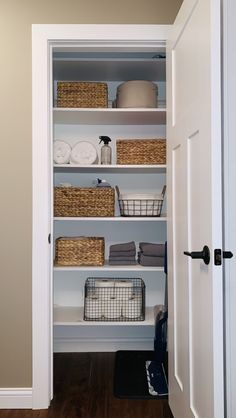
[[138, 252, 164, 267], [110, 241, 136, 253], [109, 260, 137, 265], [139, 242, 165, 257], [109, 250, 136, 257]]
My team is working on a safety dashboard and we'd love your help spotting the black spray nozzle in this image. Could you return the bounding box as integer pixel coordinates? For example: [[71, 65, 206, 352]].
[[99, 136, 111, 145]]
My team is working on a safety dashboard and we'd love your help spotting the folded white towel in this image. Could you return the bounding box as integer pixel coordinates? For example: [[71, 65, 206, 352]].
[[53, 140, 71, 164], [70, 141, 97, 165]]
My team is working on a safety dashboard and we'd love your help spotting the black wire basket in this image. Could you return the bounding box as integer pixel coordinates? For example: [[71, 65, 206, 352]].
[[84, 278, 145, 322], [116, 185, 166, 217]]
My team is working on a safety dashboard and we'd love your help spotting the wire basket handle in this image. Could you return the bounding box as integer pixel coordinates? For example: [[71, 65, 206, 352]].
[[115, 185, 121, 199], [161, 185, 166, 199]]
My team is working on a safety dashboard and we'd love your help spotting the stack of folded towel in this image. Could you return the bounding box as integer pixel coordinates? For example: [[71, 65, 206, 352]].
[[53, 140, 71, 164], [138, 242, 165, 267], [109, 241, 136, 265], [53, 140, 98, 165]]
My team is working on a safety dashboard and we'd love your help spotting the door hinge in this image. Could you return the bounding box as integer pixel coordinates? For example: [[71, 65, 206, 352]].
[[214, 249, 233, 266], [48, 233, 51, 244]]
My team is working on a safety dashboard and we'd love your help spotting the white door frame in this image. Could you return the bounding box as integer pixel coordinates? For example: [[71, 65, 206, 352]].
[[223, 1, 236, 417], [32, 24, 171, 409]]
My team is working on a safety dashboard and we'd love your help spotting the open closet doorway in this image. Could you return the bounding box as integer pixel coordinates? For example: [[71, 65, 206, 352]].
[[32, 24, 170, 409]]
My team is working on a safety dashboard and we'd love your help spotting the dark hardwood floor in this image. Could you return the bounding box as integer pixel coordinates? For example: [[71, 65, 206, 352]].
[[0, 353, 174, 418]]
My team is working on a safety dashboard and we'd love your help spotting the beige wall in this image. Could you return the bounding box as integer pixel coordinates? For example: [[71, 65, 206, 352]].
[[0, 0, 182, 388]]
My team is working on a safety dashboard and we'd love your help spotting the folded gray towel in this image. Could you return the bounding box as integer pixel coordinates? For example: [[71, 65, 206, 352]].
[[110, 241, 136, 252], [109, 250, 136, 257], [108, 260, 137, 265], [139, 242, 165, 257], [138, 253, 164, 267], [109, 256, 136, 262]]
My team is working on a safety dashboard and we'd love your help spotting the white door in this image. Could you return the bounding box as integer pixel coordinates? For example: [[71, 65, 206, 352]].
[[167, 0, 224, 417]]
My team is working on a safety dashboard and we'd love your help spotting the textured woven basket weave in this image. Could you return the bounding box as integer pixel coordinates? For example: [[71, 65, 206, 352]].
[[54, 187, 115, 217], [55, 237, 105, 266], [116, 139, 166, 165], [57, 81, 108, 108]]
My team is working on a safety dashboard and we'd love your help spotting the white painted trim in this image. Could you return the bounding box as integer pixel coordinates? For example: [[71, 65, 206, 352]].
[[223, 1, 236, 417], [32, 26, 52, 410], [210, 2, 225, 418], [32, 24, 171, 409], [32, 24, 171, 45], [54, 337, 153, 353], [0, 388, 32, 409]]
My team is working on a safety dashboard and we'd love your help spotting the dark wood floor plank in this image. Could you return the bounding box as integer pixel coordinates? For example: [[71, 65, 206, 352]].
[[51, 352, 92, 418], [0, 353, 174, 418], [86, 352, 112, 418]]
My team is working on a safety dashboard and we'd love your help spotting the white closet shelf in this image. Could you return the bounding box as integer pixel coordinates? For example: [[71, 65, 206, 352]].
[[53, 164, 166, 173], [53, 305, 156, 326], [53, 108, 166, 125], [54, 216, 167, 221], [53, 262, 164, 272]]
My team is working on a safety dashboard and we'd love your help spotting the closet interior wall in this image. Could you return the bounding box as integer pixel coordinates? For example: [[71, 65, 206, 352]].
[[52, 49, 167, 352]]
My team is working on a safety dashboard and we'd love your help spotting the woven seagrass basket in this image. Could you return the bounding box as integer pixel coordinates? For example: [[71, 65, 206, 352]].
[[57, 81, 108, 108], [55, 237, 105, 266], [116, 139, 166, 165], [54, 187, 115, 217]]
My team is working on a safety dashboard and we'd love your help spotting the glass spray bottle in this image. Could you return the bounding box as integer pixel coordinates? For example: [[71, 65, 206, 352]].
[[99, 136, 112, 164]]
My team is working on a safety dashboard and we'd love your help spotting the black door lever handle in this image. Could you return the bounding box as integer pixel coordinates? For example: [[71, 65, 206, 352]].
[[184, 245, 210, 265], [223, 251, 233, 259]]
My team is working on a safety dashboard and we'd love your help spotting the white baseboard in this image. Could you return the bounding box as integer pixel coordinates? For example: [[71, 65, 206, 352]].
[[0, 388, 32, 409], [54, 337, 153, 352]]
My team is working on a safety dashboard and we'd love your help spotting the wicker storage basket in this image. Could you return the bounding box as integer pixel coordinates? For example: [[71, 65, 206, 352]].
[[116, 139, 166, 165], [57, 81, 108, 108], [55, 237, 105, 266], [54, 187, 115, 217]]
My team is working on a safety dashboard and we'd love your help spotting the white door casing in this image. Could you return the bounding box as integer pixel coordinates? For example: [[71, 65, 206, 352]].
[[32, 24, 171, 409], [223, 1, 236, 417], [167, 0, 224, 417]]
